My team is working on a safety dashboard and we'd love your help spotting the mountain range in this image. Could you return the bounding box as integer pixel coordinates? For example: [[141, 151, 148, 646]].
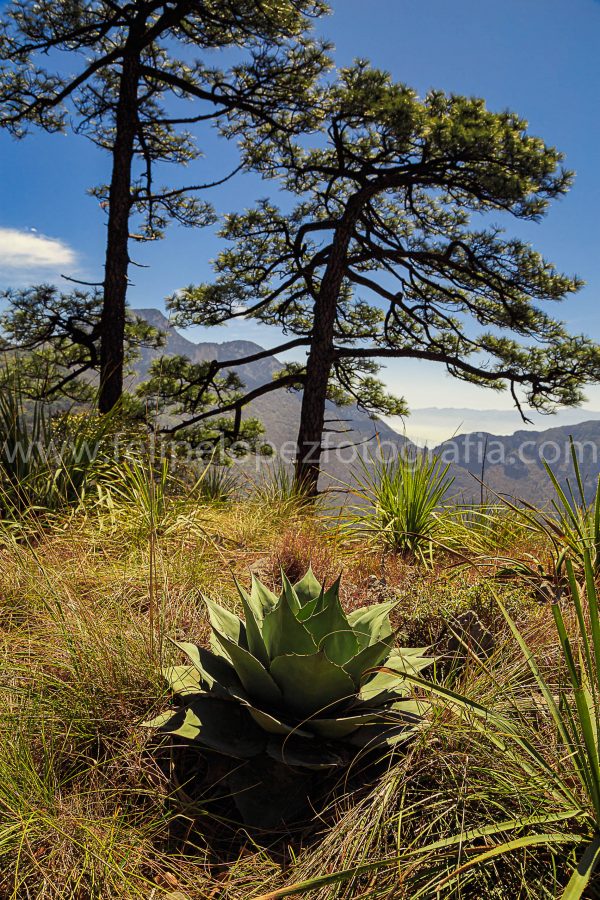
[[134, 309, 600, 504], [388, 406, 600, 446]]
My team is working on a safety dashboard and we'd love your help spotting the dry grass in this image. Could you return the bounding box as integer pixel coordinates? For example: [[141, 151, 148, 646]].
[[0, 488, 584, 899]]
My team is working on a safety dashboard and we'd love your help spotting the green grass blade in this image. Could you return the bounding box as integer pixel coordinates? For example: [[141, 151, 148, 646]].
[[582, 550, 600, 688], [570, 437, 586, 507], [561, 834, 600, 900], [424, 833, 582, 899], [566, 560, 595, 689]]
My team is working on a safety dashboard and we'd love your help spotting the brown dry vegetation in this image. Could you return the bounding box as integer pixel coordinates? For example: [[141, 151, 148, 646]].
[[0, 490, 593, 899]]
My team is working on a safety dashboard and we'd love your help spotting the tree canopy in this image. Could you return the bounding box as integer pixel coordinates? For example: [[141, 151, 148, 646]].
[[166, 64, 600, 490], [0, 0, 330, 411]]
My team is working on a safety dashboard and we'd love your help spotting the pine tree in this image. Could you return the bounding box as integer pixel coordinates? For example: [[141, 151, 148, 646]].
[[0, 0, 330, 412], [168, 64, 600, 493]]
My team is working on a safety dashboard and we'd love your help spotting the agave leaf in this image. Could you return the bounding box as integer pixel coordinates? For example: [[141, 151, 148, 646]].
[[246, 705, 313, 738], [347, 601, 397, 649], [296, 596, 321, 623], [171, 698, 267, 757], [281, 571, 302, 613], [166, 639, 204, 673], [347, 719, 422, 750], [142, 709, 181, 730], [267, 735, 344, 769], [168, 638, 247, 699], [391, 697, 431, 715], [306, 711, 390, 740], [359, 656, 433, 704], [270, 651, 356, 717], [235, 579, 270, 667], [213, 630, 283, 706], [293, 566, 322, 605], [261, 590, 317, 659], [204, 596, 247, 647], [303, 576, 359, 666], [359, 670, 409, 704], [249, 574, 279, 620], [312, 575, 340, 616], [343, 638, 394, 685], [165, 708, 205, 741], [344, 700, 426, 749], [162, 664, 201, 696], [396, 646, 430, 657], [386, 652, 435, 676]]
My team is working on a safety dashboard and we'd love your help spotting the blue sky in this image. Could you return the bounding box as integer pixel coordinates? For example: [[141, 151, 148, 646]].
[[1, 0, 599, 425]]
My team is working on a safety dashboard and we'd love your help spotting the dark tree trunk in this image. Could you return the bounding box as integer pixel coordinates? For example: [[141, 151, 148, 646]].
[[295, 195, 367, 495], [98, 52, 140, 414]]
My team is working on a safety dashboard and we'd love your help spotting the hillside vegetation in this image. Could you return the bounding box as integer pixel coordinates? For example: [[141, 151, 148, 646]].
[[2, 433, 600, 899]]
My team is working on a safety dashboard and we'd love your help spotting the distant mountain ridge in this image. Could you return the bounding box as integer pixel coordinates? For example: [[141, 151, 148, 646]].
[[392, 406, 600, 445], [435, 420, 600, 505], [135, 308, 281, 391], [132, 309, 404, 477], [133, 308, 600, 501]]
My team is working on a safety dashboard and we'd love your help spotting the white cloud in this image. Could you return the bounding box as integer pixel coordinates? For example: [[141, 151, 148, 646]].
[[0, 227, 77, 278]]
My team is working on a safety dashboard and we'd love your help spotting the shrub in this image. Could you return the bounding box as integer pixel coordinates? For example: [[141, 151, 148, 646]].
[[0, 387, 114, 517]]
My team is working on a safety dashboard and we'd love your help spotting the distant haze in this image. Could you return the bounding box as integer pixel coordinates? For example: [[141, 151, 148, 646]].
[[387, 408, 600, 446]]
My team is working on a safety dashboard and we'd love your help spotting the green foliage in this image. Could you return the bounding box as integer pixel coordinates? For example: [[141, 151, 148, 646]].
[[137, 353, 267, 454], [473, 439, 600, 595], [397, 552, 600, 898], [0, 285, 164, 401], [4, 469, 599, 896], [145, 568, 433, 827], [170, 63, 600, 429], [195, 464, 239, 503], [0, 0, 332, 412], [94, 454, 227, 541], [0, 0, 331, 241], [272, 553, 600, 898], [251, 460, 315, 511], [345, 449, 454, 564], [0, 382, 115, 517], [443, 503, 529, 558], [0, 288, 268, 455], [541, 439, 600, 573]]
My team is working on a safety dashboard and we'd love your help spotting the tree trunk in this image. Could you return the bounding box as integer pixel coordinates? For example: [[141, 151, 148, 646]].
[[98, 52, 140, 414], [295, 195, 366, 495]]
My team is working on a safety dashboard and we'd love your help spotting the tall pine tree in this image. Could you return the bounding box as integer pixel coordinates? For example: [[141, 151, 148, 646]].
[[168, 64, 600, 493], [0, 0, 330, 411]]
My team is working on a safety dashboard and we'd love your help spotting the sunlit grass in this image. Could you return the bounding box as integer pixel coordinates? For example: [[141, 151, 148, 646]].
[[0, 452, 598, 898]]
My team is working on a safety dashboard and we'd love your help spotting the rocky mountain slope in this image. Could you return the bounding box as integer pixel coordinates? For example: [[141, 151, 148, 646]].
[[436, 420, 600, 505], [134, 308, 600, 502], [133, 309, 406, 486]]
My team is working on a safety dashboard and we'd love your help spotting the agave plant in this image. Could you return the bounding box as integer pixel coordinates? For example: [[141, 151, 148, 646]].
[[145, 568, 433, 828]]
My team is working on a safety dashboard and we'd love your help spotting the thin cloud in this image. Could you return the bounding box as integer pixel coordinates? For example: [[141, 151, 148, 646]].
[[0, 227, 77, 282]]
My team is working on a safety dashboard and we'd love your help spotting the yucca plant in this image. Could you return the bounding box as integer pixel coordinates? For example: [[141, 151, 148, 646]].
[[473, 439, 600, 595], [545, 439, 600, 571], [145, 568, 433, 828], [96, 454, 216, 540], [196, 464, 238, 503], [345, 449, 454, 564], [251, 460, 315, 511], [0, 387, 113, 516]]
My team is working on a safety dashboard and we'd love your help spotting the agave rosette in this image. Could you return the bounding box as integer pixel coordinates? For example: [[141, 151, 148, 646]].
[[147, 568, 433, 769]]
